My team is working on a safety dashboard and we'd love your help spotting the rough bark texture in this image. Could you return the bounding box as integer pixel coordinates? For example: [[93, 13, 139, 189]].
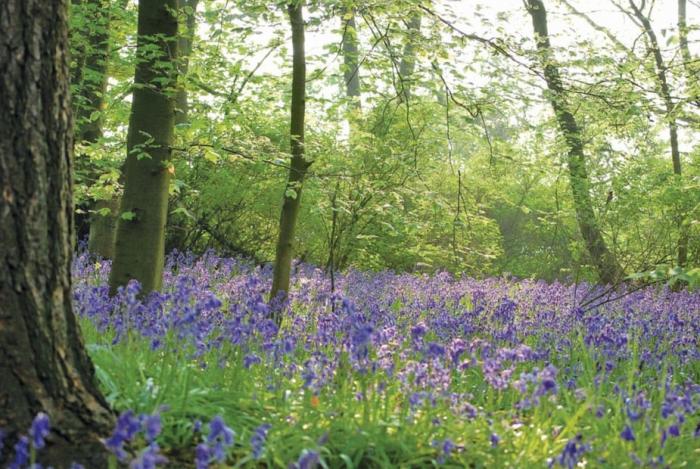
[[342, 6, 361, 109], [0, 0, 114, 466], [109, 0, 178, 295], [270, 1, 308, 322], [629, 0, 687, 267], [175, 0, 199, 125], [526, 0, 623, 284], [398, 13, 421, 102]]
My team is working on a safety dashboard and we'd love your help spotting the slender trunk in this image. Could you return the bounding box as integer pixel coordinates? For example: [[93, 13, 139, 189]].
[[109, 0, 178, 295], [678, 0, 699, 107], [72, 0, 118, 258], [629, 0, 687, 267], [526, 0, 623, 284], [342, 5, 361, 109], [175, 0, 199, 124], [398, 12, 421, 102], [0, 0, 114, 466], [270, 1, 308, 322]]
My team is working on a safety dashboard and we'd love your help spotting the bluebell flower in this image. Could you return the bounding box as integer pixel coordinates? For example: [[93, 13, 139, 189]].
[[620, 425, 635, 441], [207, 416, 235, 463], [30, 412, 50, 449], [548, 435, 589, 469], [195, 443, 210, 469], [291, 449, 320, 469], [105, 410, 142, 461], [10, 435, 30, 469], [129, 443, 167, 469], [143, 414, 162, 442], [250, 423, 272, 459], [490, 433, 500, 447]]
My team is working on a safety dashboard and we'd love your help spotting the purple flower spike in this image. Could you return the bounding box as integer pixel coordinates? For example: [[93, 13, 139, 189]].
[[250, 423, 272, 459], [30, 412, 50, 449], [143, 414, 162, 442], [620, 425, 635, 442], [195, 443, 210, 469], [10, 435, 30, 469], [207, 416, 235, 463]]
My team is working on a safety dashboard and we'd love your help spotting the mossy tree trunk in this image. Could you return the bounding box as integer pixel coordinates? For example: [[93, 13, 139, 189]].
[[109, 0, 178, 295], [0, 0, 114, 465], [270, 1, 309, 323], [629, 0, 687, 268], [526, 0, 623, 285]]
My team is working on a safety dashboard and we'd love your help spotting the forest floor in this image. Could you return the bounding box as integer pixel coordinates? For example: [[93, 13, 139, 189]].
[[70, 250, 700, 468]]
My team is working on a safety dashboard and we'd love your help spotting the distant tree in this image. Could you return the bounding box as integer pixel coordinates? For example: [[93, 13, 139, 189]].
[[109, 0, 179, 295], [270, 0, 309, 322], [526, 0, 624, 284], [0, 0, 114, 465], [627, 0, 687, 267], [71, 0, 122, 258]]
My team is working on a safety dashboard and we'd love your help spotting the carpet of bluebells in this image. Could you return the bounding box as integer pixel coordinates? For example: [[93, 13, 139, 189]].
[[6, 250, 700, 468]]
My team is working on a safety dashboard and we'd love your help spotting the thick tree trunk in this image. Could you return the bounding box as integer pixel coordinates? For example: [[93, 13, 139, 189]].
[[270, 1, 309, 322], [0, 0, 114, 466], [175, 0, 199, 125], [398, 13, 421, 102], [629, 0, 687, 267], [526, 0, 623, 284], [109, 0, 178, 295]]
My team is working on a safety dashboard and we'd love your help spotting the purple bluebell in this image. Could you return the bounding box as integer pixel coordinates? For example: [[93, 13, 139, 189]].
[[250, 423, 272, 459], [195, 443, 210, 469], [620, 425, 635, 442], [30, 412, 50, 449], [10, 435, 30, 469]]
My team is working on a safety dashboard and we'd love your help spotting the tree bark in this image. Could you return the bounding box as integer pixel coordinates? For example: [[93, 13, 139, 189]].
[[398, 12, 421, 102], [109, 0, 178, 295], [526, 0, 623, 284], [678, 0, 699, 107], [175, 0, 199, 125], [72, 0, 119, 258], [629, 0, 687, 267], [342, 5, 361, 109], [270, 1, 309, 323], [0, 0, 114, 466]]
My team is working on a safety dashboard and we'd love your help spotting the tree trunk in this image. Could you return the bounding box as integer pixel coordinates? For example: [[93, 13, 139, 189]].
[[175, 0, 199, 125], [629, 0, 687, 267], [678, 0, 699, 107], [398, 12, 421, 102], [109, 0, 178, 295], [0, 0, 114, 466], [342, 5, 361, 109], [526, 0, 623, 284], [72, 0, 119, 258], [270, 1, 309, 322]]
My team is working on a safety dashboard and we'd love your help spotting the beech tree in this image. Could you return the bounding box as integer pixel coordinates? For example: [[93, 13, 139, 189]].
[[71, 0, 122, 258], [0, 0, 114, 465], [109, 0, 179, 295], [526, 0, 624, 284], [270, 1, 309, 321]]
